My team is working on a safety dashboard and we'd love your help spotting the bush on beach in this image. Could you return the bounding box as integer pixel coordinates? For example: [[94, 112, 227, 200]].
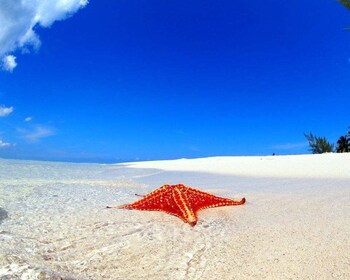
[[304, 127, 350, 154], [304, 133, 335, 154]]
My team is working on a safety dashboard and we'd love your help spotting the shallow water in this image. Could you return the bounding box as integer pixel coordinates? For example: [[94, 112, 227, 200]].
[[0, 159, 349, 279], [0, 207, 8, 224]]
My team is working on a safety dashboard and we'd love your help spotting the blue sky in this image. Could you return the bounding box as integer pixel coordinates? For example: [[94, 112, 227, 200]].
[[0, 0, 350, 163]]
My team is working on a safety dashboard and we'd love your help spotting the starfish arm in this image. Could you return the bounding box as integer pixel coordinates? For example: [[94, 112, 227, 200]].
[[172, 186, 198, 226], [116, 185, 186, 220], [178, 184, 246, 213], [197, 197, 246, 211], [113, 184, 168, 209]]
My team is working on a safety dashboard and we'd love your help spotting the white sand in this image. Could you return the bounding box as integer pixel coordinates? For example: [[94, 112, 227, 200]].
[[123, 153, 350, 178], [0, 154, 349, 279]]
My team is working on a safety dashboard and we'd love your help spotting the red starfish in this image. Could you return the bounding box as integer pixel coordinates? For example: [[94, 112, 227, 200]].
[[107, 184, 245, 226]]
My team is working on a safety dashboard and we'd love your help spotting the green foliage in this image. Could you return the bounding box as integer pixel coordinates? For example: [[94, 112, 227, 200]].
[[338, 0, 350, 29], [304, 126, 349, 154], [304, 133, 335, 154], [339, 0, 350, 10], [336, 135, 350, 152]]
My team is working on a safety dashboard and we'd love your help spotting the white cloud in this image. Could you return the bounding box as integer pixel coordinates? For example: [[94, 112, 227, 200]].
[[0, 139, 13, 148], [24, 116, 33, 122], [0, 0, 88, 70], [0, 106, 14, 117], [22, 125, 56, 142], [2, 55, 17, 72]]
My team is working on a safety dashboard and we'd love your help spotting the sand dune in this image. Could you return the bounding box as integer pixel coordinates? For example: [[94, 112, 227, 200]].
[[124, 153, 350, 178]]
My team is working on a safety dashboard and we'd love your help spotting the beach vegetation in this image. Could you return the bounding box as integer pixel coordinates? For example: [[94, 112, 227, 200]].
[[339, 0, 350, 10], [304, 133, 335, 154], [336, 135, 350, 152], [339, 0, 350, 29]]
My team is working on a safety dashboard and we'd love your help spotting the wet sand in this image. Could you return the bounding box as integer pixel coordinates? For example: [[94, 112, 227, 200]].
[[0, 156, 349, 279]]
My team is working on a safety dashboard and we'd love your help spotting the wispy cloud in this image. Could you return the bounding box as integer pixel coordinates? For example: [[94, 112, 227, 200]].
[[270, 142, 307, 150], [188, 145, 200, 152], [0, 0, 89, 71], [0, 106, 14, 117], [20, 125, 56, 143], [24, 116, 33, 122], [0, 139, 14, 148]]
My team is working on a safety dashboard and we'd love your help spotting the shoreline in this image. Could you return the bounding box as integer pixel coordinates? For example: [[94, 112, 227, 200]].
[[0, 155, 349, 279]]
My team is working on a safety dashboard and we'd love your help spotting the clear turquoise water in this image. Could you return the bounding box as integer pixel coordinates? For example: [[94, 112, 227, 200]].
[[0, 158, 349, 279]]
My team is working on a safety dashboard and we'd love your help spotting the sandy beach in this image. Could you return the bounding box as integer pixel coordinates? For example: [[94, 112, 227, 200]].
[[0, 154, 349, 279]]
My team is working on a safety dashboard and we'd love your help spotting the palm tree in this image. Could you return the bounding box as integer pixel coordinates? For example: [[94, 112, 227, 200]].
[[336, 135, 350, 152], [339, 0, 350, 10], [339, 0, 350, 29]]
